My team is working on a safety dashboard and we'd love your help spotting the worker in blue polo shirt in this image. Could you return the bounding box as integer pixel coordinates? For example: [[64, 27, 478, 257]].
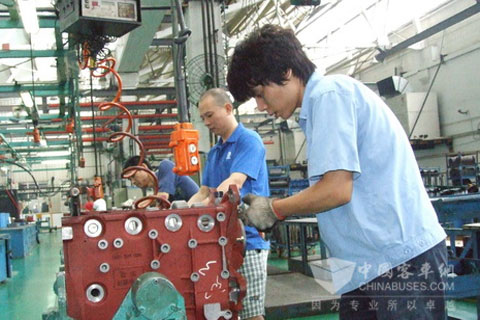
[[123, 157, 199, 202], [227, 25, 447, 320], [188, 88, 270, 320]]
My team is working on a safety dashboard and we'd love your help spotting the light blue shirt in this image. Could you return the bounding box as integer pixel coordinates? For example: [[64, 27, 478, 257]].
[[299, 72, 446, 294], [202, 123, 270, 250]]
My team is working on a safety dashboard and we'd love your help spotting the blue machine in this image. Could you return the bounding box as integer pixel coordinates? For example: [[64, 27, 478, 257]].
[[0, 212, 9, 228], [0, 224, 38, 258], [0, 233, 12, 282], [430, 193, 480, 310]]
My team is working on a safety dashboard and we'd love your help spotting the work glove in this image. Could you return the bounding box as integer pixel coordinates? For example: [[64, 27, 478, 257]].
[[241, 194, 285, 232]]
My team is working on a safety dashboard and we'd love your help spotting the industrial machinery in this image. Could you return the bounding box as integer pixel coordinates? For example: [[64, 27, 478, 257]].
[[428, 194, 480, 313], [56, 0, 141, 37], [57, 186, 246, 320]]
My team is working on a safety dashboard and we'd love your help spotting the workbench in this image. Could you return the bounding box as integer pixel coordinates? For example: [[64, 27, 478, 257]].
[[0, 224, 38, 258], [284, 217, 328, 276]]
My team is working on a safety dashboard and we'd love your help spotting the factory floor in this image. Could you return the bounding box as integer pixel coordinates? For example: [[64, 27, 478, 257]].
[[0, 231, 477, 320], [0, 230, 62, 320]]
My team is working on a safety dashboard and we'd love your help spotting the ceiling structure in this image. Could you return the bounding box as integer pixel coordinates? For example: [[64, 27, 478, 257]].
[[0, 0, 470, 166]]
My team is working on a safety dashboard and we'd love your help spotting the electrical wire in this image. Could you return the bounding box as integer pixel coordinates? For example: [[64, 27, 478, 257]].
[[90, 72, 99, 176]]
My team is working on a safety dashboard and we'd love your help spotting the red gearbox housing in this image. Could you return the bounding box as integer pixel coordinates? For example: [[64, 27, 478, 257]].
[[62, 187, 246, 319]]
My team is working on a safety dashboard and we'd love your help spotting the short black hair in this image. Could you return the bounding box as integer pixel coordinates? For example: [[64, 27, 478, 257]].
[[227, 24, 316, 102], [199, 88, 232, 107], [123, 156, 152, 170]]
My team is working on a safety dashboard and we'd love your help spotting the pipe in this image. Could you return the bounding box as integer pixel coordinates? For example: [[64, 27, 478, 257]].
[[205, 0, 214, 88], [172, 0, 191, 123], [376, 2, 480, 62], [200, 0, 210, 76], [208, 0, 219, 87]]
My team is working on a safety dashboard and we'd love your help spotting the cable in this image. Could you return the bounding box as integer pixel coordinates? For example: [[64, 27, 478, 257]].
[[90, 72, 99, 177]]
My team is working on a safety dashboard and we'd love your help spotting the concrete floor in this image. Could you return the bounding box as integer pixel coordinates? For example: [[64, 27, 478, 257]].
[[0, 230, 477, 320]]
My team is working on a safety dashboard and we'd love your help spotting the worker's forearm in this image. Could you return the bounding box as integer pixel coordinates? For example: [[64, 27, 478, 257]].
[[217, 179, 238, 194], [275, 171, 353, 218], [217, 173, 247, 194]]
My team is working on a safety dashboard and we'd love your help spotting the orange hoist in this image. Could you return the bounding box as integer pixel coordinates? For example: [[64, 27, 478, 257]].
[[169, 123, 200, 175]]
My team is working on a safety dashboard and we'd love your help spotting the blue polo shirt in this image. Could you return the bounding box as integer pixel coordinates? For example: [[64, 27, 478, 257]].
[[202, 123, 270, 250], [299, 72, 446, 294], [156, 159, 199, 201]]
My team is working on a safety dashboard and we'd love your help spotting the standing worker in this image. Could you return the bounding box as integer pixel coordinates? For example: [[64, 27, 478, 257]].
[[227, 24, 447, 319], [123, 157, 199, 202], [188, 88, 270, 320]]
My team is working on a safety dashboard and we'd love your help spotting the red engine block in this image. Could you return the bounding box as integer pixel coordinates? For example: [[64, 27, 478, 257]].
[[62, 189, 246, 320]]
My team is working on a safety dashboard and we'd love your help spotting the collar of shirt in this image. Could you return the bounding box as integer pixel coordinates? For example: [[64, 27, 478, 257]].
[[299, 71, 322, 122], [213, 123, 245, 150]]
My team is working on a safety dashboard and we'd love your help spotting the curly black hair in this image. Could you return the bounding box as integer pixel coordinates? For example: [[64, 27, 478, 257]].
[[227, 24, 316, 102]]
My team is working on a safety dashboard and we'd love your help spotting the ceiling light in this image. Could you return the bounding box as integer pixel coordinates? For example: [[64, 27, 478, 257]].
[[20, 91, 34, 109], [17, 0, 39, 35]]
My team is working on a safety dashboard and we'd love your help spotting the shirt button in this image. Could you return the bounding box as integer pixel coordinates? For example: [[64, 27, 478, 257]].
[[404, 248, 411, 255]]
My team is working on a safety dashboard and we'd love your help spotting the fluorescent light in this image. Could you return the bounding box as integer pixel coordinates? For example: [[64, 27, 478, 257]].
[[20, 91, 34, 109], [17, 0, 39, 35], [37, 151, 70, 157]]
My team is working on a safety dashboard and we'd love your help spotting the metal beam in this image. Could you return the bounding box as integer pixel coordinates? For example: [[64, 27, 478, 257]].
[[0, 146, 68, 154], [116, 0, 168, 73], [376, 2, 480, 62], [0, 132, 18, 158], [48, 100, 177, 108], [24, 155, 70, 162], [0, 85, 173, 99], [0, 140, 70, 147], [151, 38, 174, 47], [81, 86, 176, 97], [0, 114, 63, 121], [0, 17, 57, 29], [0, 127, 64, 135], [13, 167, 69, 172], [0, 49, 68, 58], [0, 83, 69, 97], [0, 0, 15, 6]]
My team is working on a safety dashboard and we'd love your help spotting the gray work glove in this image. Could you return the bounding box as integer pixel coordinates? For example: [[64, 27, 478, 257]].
[[241, 194, 284, 232]]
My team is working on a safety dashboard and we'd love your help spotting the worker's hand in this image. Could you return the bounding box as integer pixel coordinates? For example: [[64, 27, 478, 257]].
[[157, 192, 169, 200], [241, 194, 284, 232]]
